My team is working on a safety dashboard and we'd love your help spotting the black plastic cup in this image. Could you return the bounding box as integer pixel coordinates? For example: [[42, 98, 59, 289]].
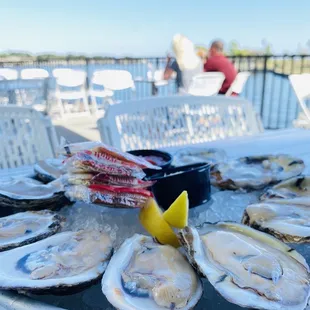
[[127, 149, 173, 176], [147, 162, 211, 210]]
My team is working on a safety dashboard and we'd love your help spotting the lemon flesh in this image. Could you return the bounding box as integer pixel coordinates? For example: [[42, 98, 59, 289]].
[[163, 191, 189, 229], [139, 198, 180, 248]]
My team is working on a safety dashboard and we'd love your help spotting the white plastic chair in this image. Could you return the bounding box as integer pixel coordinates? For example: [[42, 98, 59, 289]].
[[0, 69, 18, 80], [89, 70, 135, 111], [147, 69, 168, 87], [0, 69, 18, 105], [187, 72, 225, 96], [97, 95, 263, 151], [289, 74, 310, 126], [18, 69, 49, 111], [0, 106, 58, 168], [226, 71, 251, 96], [21, 68, 49, 79], [53, 68, 89, 117]]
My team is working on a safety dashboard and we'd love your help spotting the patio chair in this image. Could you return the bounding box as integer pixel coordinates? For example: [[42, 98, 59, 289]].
[[0, 106, 58, 168], [289, 73, 310, 127], [21, 68, 49, 79], [0, 69, 19, 105], [97, 95, 263, 151], [225, 71, 251, 96], [53, 68, 89, 117], [19, 69, 49, 110], [187, 72, 225, 96], [147, 69, 168, 87], [0, 68, 18, 80], [89, 70, 135, 111]]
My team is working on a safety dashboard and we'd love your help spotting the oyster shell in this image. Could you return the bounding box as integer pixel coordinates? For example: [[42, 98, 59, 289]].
[[34, 158, 64, 183], [0, 230, 113, 292], [101, 234, 202, 309], [242, 202, 310, 243], [0, 210, 63, 251], [260, 175, 310, 205], [0, 178, 68, 210], [211, 155, 305, 190], [172, 148, 227, 167], [179, 222, 310, 310]]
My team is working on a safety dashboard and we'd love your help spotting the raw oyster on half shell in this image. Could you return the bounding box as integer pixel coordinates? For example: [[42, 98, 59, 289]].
[[0, 178, 68, 210], [172, 148, 227, 167], [179, 222, 310, 310], [102, 234, 202, 309], [211, 155, 305, 190], [0, 230, 113, 292], [0, 210, 63, 251], [242, 202, 310, 243], [260, 175, 310, 205]]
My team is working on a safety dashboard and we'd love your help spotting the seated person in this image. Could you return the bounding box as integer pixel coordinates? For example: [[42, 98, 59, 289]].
[[164, 34, 202, 92], [204, 40, 237, 95]]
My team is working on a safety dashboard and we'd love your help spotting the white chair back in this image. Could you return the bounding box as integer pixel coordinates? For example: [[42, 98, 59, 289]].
[[92, 70, 135, 91], [289, 74, 310, 121], [0, 69, 18, 80], [97, 95, 263, 151], [226, 71, 251, 96], [54, 69, 86, 87], [21, 68, 49, 79], [0, 106, 57, 168], [52, 68, 73, 78], [188, 72, 225, 96], [147, 69, 169, 87], [153, 69, 164, 82], [52, 69, 89, 117]]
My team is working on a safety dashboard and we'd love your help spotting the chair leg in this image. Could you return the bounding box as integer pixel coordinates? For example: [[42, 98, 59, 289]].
[[91, 96, 98, 114], [82, 94, 90, 113], [57, 97, 65, 118]]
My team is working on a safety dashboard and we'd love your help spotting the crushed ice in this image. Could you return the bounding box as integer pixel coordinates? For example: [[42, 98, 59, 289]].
[[58, 186, 261, 249], [189, 187, 261, 227], [59, 202, 146, 248]]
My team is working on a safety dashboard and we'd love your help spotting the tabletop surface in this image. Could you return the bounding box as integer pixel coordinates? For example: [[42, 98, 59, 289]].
[[0, 128, 310, 310]]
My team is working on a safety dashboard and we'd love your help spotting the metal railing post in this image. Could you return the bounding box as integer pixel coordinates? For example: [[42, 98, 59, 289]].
[[152, 58, 160, 96], [260, 55, 269, 126]]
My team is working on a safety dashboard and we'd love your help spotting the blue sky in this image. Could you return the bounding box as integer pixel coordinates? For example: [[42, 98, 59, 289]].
[[1, 0, 309, 56]]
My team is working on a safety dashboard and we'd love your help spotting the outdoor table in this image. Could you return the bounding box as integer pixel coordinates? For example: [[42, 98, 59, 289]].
[[0, 128, 310, 310]]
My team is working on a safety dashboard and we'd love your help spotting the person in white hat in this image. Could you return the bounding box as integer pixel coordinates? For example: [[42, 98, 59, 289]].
[[164, 34, 203, 92]]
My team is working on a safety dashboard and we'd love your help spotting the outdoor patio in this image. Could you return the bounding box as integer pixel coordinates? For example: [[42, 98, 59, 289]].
[[0, 53, 310, 310]]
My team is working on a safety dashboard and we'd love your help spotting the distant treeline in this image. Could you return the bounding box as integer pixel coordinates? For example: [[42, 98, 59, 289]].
[[0, 40, 277, 61], [2, 38, 310, 60], [0, 52, 153, 62]]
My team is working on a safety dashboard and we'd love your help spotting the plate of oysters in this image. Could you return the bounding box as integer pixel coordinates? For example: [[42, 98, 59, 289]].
[[0, 142, 309, 310]]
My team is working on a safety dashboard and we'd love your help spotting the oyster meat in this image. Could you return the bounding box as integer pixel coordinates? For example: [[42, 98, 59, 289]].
[[34, 158, 64, 183], [172, 148, 227, 167], [0, 210, 63, 251], [0, 178, 68, 210], [0, 230, 113, 292], [261, 175, 310, 205], [242, 202, 310, 243], [102, 234, 202, 309], [179, 222, 310, 310], [211, 155, 305, 190]]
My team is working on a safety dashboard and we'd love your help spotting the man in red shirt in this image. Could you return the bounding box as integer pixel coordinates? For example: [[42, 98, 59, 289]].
[[204, 40, 237, 95]]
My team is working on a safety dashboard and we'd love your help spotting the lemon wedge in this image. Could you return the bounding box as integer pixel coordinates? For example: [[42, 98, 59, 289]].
[[139, 198, 180, 248], [163, 191, 189, 229]]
